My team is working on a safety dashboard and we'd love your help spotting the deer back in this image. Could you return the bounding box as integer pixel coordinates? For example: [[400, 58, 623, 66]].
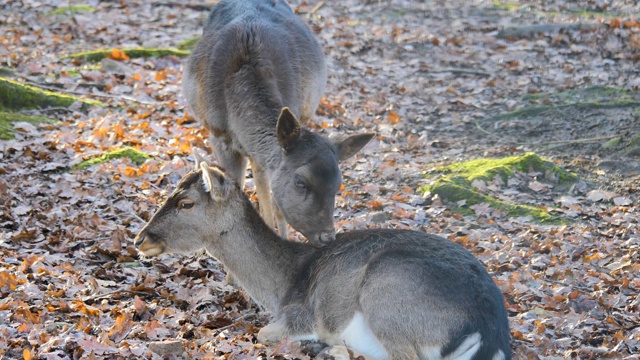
[[136, 164, 511, 360], [182, 0, 374, 245]]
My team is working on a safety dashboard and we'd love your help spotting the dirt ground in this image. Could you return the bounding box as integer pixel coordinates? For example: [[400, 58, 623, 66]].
[[1, 0, 639, 359]]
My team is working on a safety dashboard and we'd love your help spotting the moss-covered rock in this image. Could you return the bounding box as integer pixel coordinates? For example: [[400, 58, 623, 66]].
[[0, 77, 102, 111], [67, 48, 190, 62], [0, 111, 56, 140], [420, 153, 578, 223], [46, 5, 94, 16], [75, 147, 151, 169], [177, 37, 201, 51]]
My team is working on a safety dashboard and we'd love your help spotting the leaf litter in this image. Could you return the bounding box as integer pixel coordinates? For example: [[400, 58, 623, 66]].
[[1, 0, 640, 358]]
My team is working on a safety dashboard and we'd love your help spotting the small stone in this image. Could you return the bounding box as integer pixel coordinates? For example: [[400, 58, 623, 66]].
[[149, 339, 184, 356]]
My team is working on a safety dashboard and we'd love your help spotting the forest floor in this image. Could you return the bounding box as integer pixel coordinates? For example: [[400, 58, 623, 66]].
[[1, 0, 640, 359]]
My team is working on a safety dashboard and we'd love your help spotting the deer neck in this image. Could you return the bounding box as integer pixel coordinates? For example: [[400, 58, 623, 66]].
[[227, 70, 286, 173], [205, 197, 309, 312]]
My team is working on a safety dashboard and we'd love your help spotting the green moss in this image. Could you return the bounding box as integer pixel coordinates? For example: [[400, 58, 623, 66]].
[[46, 5, 94, 16], [177, 37, 201, 51], [524, 86, 633, 103], [426, 181, 555, 223], [0, 77, 102, 110], [61, 64, 102, 78], [419, 153, 577, 223], [0, 67, 15, 77], [493, 2, 520, 11], [628, 135, 640, 147], [75, 147, 151, 169], [67, 48, 190, 62], [603, 137, 621, 149], [0, 111, 56, 140], [435, 152, 578, 186], [492, 99, 640, 123]]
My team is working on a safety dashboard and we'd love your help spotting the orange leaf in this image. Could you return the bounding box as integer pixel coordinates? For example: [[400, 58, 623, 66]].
[[123, 166, 138, 177], [512, 330, 525, 341], [367, 200, 383, 210], [108, 312, 134, 342], [109, 48, 130, 61], [132, 73, 142, 81], [72, 300, 100, 317], [155, 69, 168, 81], [0, 271, 18, 291], [23, 348, 33, 360], [17, 323, 29, 332], [387, 110, 400, 124]]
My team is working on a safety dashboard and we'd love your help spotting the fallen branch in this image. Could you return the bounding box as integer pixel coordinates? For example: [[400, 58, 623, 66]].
[[531, 135, 618, 146], [151, 2, 213, 11], [82, 289, 158, 303], [419, 68, 491, 78], [497, 23, 600, 40], [18, 77, 162, 106]]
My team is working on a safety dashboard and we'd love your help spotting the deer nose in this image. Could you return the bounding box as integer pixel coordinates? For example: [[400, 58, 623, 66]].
[[316, 229, 336, 245], [134, 230, 147, 248]]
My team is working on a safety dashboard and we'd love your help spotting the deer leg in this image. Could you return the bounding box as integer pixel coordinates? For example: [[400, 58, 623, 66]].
[[273, 203, 289, 240], [257, 320, 288, 344], [211, 139, 248, 188], [250, 159, 276, 230]]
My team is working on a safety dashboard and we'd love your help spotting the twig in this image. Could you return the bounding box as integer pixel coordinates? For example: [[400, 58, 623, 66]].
[[496, 23, 600, 40], [310, 1, 325, 14], [531, 135, 618, 146], [420, 68, 491, 78], [474, 120, 502, 139], [151, 2, 213, 11], [17, 77, 164, 106], [82, 289, 157, 302], [214, 313, 255, 333], [130, 211, 147, 223], [545, 278, 592, 293]]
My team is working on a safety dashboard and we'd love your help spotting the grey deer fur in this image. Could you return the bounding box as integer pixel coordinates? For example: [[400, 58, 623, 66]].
[[183, 0, 374, 245], [134, 162, 512, 360]]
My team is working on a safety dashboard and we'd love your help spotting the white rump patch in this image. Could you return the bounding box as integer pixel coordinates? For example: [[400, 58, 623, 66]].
[[442, 332, 481, 360], [421, 347, 443, 360], [339, 312, 388, 359]]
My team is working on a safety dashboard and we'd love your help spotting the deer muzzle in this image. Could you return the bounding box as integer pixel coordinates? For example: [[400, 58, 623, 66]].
[[134, 232, 166, 257], [310, 229, 336, 246]]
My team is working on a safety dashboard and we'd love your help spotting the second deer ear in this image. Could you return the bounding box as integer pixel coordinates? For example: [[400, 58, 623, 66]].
[[200, 163, 230, 201], [334, 133, 375, 161], [276, 107, 301, 153], [192, 147, 206, 171]]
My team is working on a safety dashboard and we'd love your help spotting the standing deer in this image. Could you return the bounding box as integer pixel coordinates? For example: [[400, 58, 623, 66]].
[[135, 161, 512, 360], [183, 0, 374, 245]]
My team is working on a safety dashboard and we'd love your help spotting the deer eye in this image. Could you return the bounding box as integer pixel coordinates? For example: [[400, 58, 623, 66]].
[[295, 177, 307, 190], [178, 200, 194, 210]]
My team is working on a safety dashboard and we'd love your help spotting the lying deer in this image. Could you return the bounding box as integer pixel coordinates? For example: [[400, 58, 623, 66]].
[[183, 0, 374, 245], [135, 161, 512, 360]]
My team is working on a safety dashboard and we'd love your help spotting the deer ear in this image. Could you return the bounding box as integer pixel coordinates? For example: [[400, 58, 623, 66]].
[[192, 147, 206, 171], [276, 107, 301, 153], [200, 163, 230, 200], [334, 133, 375, 161]]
